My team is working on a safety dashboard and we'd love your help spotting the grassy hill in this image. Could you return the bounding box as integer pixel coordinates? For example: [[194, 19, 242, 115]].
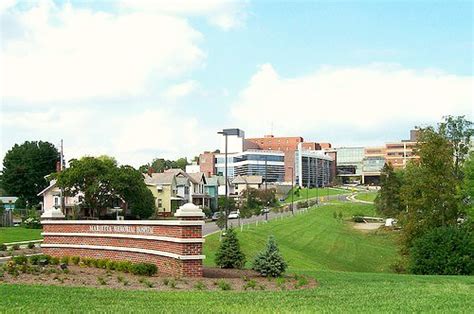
[[354, 191, 378, 202], [204, 202, 397, 273], [283, 187, 348, 203], [1, 201, 473, 312]]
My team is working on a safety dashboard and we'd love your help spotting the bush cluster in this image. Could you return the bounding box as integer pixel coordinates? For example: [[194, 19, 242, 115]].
[[409, 224, 473, 275], [5, 254, 158, 277]]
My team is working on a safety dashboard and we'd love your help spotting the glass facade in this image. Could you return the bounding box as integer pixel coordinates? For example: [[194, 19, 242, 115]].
[[214, 151, 285, 182]]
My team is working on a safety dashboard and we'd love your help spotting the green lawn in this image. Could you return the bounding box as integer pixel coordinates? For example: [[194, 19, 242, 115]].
[[283, 187, 349, 204], [1, 202, 473, 312], [0, 227, 43, 244], [1, 271, 472, 313], [354, 191, 378, 202], [204, 202, 398, 273]]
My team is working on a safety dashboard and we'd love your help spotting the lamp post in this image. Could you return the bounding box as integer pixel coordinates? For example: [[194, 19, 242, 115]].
[[218, 128, 241, 230], [289, 166, 294, 215]]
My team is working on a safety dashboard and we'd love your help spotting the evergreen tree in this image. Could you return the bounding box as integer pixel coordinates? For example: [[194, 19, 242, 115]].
[[215, 228, 246, 269], [252, 235, 288, 277], [375, 163, 403, 217]]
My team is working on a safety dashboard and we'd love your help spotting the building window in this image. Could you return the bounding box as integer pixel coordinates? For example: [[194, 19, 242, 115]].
[[157, 199, 162, 208]]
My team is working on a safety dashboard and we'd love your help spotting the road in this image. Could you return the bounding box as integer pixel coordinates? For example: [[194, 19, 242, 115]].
[[203, 193, 350, 236]]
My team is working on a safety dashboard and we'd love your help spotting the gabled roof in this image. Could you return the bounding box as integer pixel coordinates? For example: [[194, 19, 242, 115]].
[[205, 176, 218, 186], [143, 173, 176, 185], [232, 175, 263, 185], [37, 180, 57, 196], [188, 172, 206, 185], [176, 176, 190, 186]]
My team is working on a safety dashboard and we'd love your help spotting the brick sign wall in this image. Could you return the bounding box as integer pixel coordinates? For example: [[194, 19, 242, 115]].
[[41, 218, 205, 277]]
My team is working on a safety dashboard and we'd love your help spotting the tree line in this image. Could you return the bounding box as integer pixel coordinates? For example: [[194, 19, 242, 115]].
[[375, 115, 474, 275]]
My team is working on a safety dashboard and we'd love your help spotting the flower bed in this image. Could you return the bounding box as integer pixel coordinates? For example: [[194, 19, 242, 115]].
[[0, 255, 317, 292]]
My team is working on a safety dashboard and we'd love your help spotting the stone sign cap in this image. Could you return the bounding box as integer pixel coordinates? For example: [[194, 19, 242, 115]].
[[174, 203, 205, 218]]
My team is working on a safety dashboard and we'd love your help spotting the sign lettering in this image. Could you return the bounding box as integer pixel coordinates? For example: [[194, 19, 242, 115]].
[[89, 225, 154, 234]]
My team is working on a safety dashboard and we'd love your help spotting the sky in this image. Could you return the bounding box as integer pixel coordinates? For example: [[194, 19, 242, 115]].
[[1, 0, 473, 167]]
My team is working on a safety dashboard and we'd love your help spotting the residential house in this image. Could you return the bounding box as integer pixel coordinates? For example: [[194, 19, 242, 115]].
[[204, 176, 219, 211], [37, 180, 82, 217], [232, 175, 263, 195], [0, 196, 18, 211], [215, 175, 234, 196], [144, 173, 182, 217]]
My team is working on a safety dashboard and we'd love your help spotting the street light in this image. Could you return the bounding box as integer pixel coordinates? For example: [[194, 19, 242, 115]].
[[217, 128, 242, 230], [289, 166, 294, 215]]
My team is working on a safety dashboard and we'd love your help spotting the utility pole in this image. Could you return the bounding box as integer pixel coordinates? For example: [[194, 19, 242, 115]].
[[59, 139, 65, 214], [224, 134, 228, 230]]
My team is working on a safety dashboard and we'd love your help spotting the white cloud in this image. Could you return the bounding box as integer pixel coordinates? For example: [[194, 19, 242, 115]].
[[113, 109, 216, 166], [231, 63, 474, 138], [119, 0, 247, 30], [163, 80, 199, 100], [1, 1, 205, 103], [0, 106, 218, 167]]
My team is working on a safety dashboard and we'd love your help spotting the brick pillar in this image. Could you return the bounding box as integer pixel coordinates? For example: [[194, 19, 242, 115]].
[[174, 203, 205, 277]]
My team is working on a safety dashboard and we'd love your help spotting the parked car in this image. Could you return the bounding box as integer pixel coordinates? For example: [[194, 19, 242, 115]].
[[228, 211, 240, 219], [211, 212, 222, 221]]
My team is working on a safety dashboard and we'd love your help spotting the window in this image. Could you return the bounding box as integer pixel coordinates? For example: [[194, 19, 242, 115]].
[[54, 197, 59, 207], [157, 199, 162, 208]]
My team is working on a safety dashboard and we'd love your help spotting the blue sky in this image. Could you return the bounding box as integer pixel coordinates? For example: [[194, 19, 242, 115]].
[[1, 0, 472, 166]]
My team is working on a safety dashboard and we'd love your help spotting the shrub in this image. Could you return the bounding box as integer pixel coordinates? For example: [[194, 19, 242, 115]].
[[106, 260, 117, 270], [50, 257, 60, 265], [97, 276, 107, 285], [409, 224, 474, 275], [27, 242, 35, 249], [22, 217, 42, 229], [130, 263, 157, 276], [81, 258, 93, 267], [115, 261, 133, 273], [12, 244, 20, 250], [194, 281, 206, 290], [243, 279, 257, 290], [0, 243, 6, 251], [252, 235, 288, 277], [215, 228, 246, 269], [217, 279, 231, 291], [30, 254, 50, 265], [12, 255, 28, 265], [97, 259, 109, 269], [71, 256, 80, 265], [60, 256, 70, 265]]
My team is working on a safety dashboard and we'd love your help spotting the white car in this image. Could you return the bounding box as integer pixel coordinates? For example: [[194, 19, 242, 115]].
[[228, 211, 240, 219]]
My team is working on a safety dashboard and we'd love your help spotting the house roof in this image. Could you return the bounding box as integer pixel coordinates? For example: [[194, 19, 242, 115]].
[[205, 176, 218, 186], [0, 196, 18, 203], [188, 172, 206, 185], [232, 175, 263, 185], [176, 176, 189, 186], [37, 180, 57, 196], [143, 173, 175, 185]]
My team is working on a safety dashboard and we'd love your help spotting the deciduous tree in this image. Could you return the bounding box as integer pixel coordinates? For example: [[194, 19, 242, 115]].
[[1, 141, 59, 206], [375, 163, 403, 217]]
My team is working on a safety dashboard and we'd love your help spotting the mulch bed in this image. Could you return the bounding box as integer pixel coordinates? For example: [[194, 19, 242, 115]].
[[0, 247, 41, 258], [0, 265, 317, 292]]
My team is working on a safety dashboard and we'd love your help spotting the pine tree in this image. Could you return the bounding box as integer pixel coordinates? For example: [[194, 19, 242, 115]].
[[252, 236, 288, 277], [215, 228, 246, 269]]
